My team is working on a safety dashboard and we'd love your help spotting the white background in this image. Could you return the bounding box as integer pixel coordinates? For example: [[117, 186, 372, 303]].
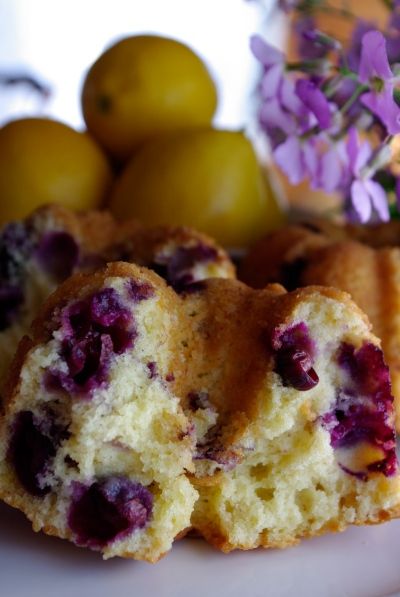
[[0, 0, 284, 131]]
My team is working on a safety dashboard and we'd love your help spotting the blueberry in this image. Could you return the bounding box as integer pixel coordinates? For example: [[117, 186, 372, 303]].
[[194, 424, 239, 471], [126, 279, 155, 302], [275, 347, 319, 391], [68, 477, 153, 548], [49, 289, 136, 395], [146, 361, 157, 379], [7, 411, 63, 496], [271, 322, 319, 391], [0, 222, 33, 281], [152, 243, 218, 292], [0, 284, 24, 331], [35, 231, 79, 282], [321, 342, 397, 478]]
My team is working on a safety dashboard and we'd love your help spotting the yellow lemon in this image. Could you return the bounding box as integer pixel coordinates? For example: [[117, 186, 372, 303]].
[[81, 35, 218, 161], [108, 128, 286, 247], [0, 117, 113, 224]]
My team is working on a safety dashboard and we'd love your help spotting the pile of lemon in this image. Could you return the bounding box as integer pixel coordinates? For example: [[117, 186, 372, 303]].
[[0, 35, 285, 247]]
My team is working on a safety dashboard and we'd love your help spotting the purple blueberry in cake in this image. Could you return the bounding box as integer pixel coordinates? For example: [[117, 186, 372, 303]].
[[0, 284, 24, 331], [0, 221, 82, 332], [68, 476, 153, 548], [322, 342, 397, 479], [152, 243, 219, 293], [48, 288, 137, 395], [194, 423, 240, 472], [0, 222, 33, 282], [126, 279, 155, 302], [271, 322, 319, 391], [35, 231, 79, 282], [0, 222, 34, 328], [7, 410, 68, 497], [147, 361, 158, 379]]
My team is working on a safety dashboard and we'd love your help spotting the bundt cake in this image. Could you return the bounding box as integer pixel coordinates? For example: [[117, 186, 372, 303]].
[[1, 214, 399, 559], [181, 280, 400, 552], [0, 204, 119, 398], [0, 263, 197, 561], [239, 220, 400, 430]]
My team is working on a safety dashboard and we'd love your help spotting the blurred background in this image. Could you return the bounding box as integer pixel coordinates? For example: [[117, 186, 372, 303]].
[[0, 0, 284, 130]]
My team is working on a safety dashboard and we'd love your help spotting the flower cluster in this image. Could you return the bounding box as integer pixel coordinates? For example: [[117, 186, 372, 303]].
[[252, 1, 400, 222]]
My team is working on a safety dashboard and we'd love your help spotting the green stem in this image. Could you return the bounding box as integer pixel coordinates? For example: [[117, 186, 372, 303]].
[[286, 60, 326, 72], [361, 135, 394, 179], [340, 84, 368, 114]]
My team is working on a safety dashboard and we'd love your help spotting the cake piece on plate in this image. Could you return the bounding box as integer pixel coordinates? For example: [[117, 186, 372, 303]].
[[0, 263, 197, 561], [182, 280, 400, 552], [0, 204, 119, 397], [239, 221, 400, 431]]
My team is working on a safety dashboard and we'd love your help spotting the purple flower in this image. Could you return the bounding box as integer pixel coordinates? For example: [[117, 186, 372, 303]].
[[273, 136, 305, 184], [395, 177, 400, 211], [386, 7, 400, 63], [346, 127, 389, 222], [296, 16, 327, 60], [359, 30, 400, 135], [274, 135, 320, 185], [250, 35, 285, 101], [296, 79, 332, 129], [345, 20, 377, 71], [317, 139, 348, 193], [251, 35, 310, 145], [296, 16, 340, 60]]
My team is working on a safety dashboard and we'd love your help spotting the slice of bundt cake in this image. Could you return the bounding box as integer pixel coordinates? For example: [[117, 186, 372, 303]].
[[181, 280, 400, 552], [239, 221, 400, 430], [0, 204, 119, 398], [0, 263, 197, 561], [114, 224, 236, 293]]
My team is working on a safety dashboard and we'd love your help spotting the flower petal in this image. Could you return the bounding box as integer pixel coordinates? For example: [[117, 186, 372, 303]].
[[346, 127, 372, 175], [318, 145, 343, 192], [260, 98, 296, 135], [345, 20, 376, 72], [364, 179, 390, 221], [361, 85, 400, 134], [302, 139, 320, 187], [260, 63, 284, 99], [274, 136, 305, 185], [350, 180, 372, 223], [296, 79, 332, 129], [359, 30, 393, 82], [279, 77, 304, 115], [250, 35, 284, 68]]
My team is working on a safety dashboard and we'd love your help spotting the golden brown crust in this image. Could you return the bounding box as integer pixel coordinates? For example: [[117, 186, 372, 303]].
[[185, 281, 373, 464], [240, 221, 400, 429], [30, 262, 169, 342], [193, 501, 400, 553], [239, 224, 331, 288], [27, 203, 119, 255], [120, 224, 236, 278]]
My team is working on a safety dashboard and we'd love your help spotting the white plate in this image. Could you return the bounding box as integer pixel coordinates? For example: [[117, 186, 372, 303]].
[[1, 499, 400, 597]]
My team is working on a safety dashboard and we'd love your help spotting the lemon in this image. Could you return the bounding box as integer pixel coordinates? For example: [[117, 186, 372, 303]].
[[81, 35, 218, 161], [0, 117, 113, 224], [108, 128, 286, 247]]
